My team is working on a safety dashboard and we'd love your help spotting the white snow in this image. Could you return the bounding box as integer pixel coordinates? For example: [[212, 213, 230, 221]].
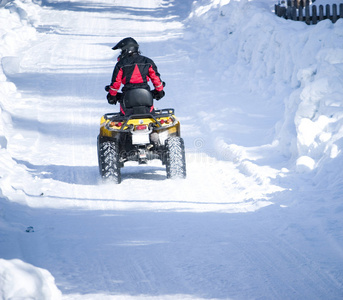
[[0, 0, 343, 299], [0, 258, 62, 299]]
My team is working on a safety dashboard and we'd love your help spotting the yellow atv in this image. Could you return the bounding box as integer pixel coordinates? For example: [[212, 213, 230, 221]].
[[97, 88, 186, 183]]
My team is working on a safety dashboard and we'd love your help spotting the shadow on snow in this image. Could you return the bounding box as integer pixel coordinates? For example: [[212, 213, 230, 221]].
[[14, 159, 167, 185], [37, 0, 195, 20]]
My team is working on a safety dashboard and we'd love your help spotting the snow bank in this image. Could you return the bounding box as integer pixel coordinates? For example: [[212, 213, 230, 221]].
[[185, 0, 343, 188], [0, 259, 62, 299], [0, 0, 38, 146], [0, 0, 41, 175], [0, 0, 41, 210], [0, 3, 61, 299]]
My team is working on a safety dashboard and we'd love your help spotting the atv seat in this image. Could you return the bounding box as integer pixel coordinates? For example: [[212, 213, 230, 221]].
[[122, 89, 153, 115]]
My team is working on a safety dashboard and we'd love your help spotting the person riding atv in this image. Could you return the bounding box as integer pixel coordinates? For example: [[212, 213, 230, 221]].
[[98, 37, 186, 183], [105, 37, 165, 115]]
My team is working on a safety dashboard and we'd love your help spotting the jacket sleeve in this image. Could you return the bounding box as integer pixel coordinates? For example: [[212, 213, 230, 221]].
[[109, 64, 123, 96], [148, 60, 163, 91]]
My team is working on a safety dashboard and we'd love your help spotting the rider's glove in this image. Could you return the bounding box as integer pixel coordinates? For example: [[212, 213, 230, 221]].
[[107, 93, 117, 105], [152, 90, 165, 100]]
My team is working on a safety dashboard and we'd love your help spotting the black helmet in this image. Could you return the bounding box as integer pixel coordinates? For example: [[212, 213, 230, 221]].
[[112, 37, 139, 55]]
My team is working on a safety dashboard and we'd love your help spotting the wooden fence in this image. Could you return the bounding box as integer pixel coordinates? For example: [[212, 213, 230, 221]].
[[275, 2, 343, 25]]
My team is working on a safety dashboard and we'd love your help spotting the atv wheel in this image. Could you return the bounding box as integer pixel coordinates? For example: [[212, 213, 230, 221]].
[[98, 137, 121, 184], [165, 136, 186, 179]]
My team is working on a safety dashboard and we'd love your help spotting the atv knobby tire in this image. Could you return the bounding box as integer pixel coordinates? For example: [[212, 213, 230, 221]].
[[165, 136, 186, 179], [98, 137, 121, 184]]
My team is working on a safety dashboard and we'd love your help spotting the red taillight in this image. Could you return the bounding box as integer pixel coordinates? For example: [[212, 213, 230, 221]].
[[110, 122, 122, 127], [135, 125, 147, 130], [160, 119, 165, 124]]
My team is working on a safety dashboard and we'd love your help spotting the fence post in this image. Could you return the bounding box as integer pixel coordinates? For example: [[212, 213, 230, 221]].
[[305, 6, 311, 24], [291, 6, 298, 20], [319, 5, 324, 21], [281, 6, 287, 17], [312, 5, 318, 24], [286, 6, 293, 19], [275, 4, 286, 17], [299, 7, 304, 21], [332, 4, 338, 22], [340, 3, 343, 19], [326, 4, 330, 19]]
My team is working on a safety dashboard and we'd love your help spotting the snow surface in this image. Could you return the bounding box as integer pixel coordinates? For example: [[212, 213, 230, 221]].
[[0, 0, 343, 299]]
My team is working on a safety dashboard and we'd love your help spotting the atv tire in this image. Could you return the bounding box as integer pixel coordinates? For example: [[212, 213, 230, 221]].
[[98, 136, 121, 184], [165, 136, 186, 179]]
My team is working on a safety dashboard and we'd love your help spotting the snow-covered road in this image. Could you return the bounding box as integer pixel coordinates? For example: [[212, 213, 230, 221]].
[[1, 0, 343, 299], [5, 0, 282, 213]]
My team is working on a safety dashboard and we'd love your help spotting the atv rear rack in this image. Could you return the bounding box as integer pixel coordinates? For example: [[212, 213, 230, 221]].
[[104, 108, 177, 132]]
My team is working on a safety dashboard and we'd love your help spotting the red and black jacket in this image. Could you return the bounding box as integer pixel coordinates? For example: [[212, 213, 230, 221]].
[[109, 53, 163, 96]]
